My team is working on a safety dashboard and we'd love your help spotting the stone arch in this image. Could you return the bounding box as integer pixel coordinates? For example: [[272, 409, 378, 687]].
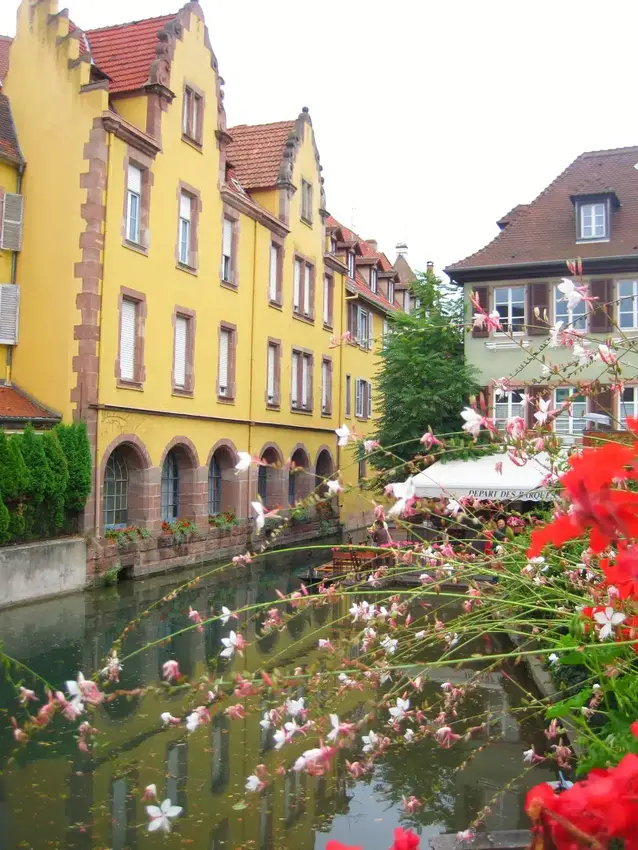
[[288, 443, 312, 506], [256, 442, 285, 508], [99, 434, 153, 534], [207, 439, 240, 516], [159, 437, 205, 524], [315, 446, 335, 497]]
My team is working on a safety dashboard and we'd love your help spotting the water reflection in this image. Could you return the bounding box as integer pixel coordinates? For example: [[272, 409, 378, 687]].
[[0, 551, 554, 849]]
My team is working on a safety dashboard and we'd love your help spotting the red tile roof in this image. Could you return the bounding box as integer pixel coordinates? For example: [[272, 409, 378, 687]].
[[0, 386, 59, 421], [0, 35, 11, 83], [226, 121, 296, 190], [447, 146, 638, 272], [0, 93, 22, 163], [86, 14, 176, 94]]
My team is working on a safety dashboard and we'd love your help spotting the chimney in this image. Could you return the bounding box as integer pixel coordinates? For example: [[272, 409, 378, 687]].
[[365, 239, 378, 252], [426, 260, 434, 273], [396, 242, 408, 259]]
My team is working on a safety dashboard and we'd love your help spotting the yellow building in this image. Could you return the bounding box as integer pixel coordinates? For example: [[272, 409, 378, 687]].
[[0, 0, 405, 539]]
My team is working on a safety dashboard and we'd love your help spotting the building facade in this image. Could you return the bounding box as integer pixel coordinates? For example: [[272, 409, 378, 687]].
[[0, 0, 407, 537], [445, 146, 638, 442]]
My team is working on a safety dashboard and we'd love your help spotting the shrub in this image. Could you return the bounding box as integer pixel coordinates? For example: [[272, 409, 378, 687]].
[[55, 422, 92, 513], [0, 493, 9, 544], [0, 430, 29, 502], [20, 424, 50, 505], [39, 430, 69, 535]]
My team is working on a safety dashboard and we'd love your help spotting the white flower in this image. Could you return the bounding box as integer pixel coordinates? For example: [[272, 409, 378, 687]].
[[326, 479, 343, 496], [598, 343, 617, 365], [252, 501, 265, 532], [284, 718, 301, 738], [446, 499, 462, 516], [388, 477, 416, 518], [380, 636, 398, 655], [220, 630, 240, 658], [273, 727, 288, 749], [362, 730, 379, 753], [523, 747, 536, 764], [146, 798, 183, 832], [592, 683, 601, 691], [245, 774, 261, 792], [235, 451, 252, 472], [415, 630, 426, 640], [519, 392, 531, 407], [557, 278, 583, 310], [389, 697, 410, 722], [460, 407, 483, 437], [548, 653, 559, 665], [220, 606, 234, 625], [593, 606, 626, 641], [549, 321, 564, 347], [541, 363, 551, 377], [534, 397, 552, 425], [335, 424, 351, 447], [259, 711, 272, 730], [286, 697, 305, 717], [572, 343, 591, 367], [65, 675, 86, 718], [404, 728, 415, 743], [326, 713, 341, 743], [185, 711, 200, 733]]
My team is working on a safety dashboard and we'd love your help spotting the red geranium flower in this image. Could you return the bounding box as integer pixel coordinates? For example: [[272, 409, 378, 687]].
[[603, 546, 638, 600], [529, 443, 638, 556], [390, 828, 420, 850], [326, 842, 362, 850]]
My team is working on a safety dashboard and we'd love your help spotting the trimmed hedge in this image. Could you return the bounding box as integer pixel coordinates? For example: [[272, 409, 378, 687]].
[[0, 422, 91, 545]]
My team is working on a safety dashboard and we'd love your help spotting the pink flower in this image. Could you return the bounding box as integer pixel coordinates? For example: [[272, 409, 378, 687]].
[[234, 676, 256, 697], [232, 552, 252, 567], [598, 343, 617, 365], [434, 726, 461, 748], [162, 660, 180, 683], [402, 795, 423, 814], [318, 639, 335, 652], [506, 416, 525, 440], [420, 432, 441, 450], [494, 461, 503, 476], [18, 686, 37, 705], [161, 712, 181, 727], [10, 717, 26, 742], [346, 760, 366, 779], [461, 407, 485, 437], [226, 703, 246, 721], [492, 377, 513, 399], [143, 784, 157, 801], [457, 830, 476, 843], [364, 440, 380, 452]]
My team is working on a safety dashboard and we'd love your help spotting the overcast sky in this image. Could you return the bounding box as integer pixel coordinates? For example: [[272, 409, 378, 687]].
[[2, 0, 638, 275]]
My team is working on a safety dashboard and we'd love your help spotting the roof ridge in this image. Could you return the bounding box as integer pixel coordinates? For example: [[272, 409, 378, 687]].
[[229, 119, 296, 131], [578, 145, 638, 159], [0, 35, 13, 42], [85, 12, 176, 34]]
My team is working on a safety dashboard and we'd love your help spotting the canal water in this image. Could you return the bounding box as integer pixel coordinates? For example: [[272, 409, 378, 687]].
[[0, 549, 554, 849]]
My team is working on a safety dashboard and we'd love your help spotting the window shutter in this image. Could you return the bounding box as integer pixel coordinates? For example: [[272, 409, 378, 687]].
[[127, 166, 142, 194], [222, 218, 232, 255], [328, 277, 334, 325], [322, 361, 328, 410], [355, 379, 363, 417], [291, 352, 298, 406], [471, 286, 490, 338], [367, 315, 374, 350], [367, 381, 372, 417], [0, 284, 20, 345], [528, 282, 549, 335], [301, 355, 309, 407], [345, 375, 351, 416], [267, 343, 276, 402], [218, 328, 230, 395], [120, 299, 137, 381], [589, 385, 614, 419], [269, 245, 278, 301], [326, 361, 331, 412], [174, 316, 187, 388], [323, 276, 329, 325], [182, 89, 191, 134], [303, 264, 311, 317], [1, 194, 24, 252], [293, 260, 301, 311], [589, 279, 614, 332], [192, 95, 199, 138], [180, 193, 192, 222]]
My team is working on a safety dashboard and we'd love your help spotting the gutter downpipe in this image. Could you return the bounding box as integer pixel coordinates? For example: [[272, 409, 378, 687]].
[[247, 216, 259, 518], [6, 162, 25, 384]]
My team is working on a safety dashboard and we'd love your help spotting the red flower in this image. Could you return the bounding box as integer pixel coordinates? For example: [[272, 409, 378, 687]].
[[391, 828, 420, 850], [326, 843, 362, 850], [529, 443, 638, 556], [603, 546, 638, 600]]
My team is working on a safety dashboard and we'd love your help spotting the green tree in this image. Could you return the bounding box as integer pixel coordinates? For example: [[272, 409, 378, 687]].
[[0, 492, 9, 544], [54, 422, 92, 514], [0, 430, 30, 502], [40, 430, 69, 534], [373, 270, 479, 466], [20, 424, 50, 504]]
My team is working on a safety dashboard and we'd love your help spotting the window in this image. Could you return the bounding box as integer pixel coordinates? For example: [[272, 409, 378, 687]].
[[293, 258, 314, 318], [494, 286, 525, 333], [126, 165, 142, 244], [173, 312, 194, 393], [267, 341, 280, 406], [222, 217, 233, 283], [619, 280, 638, 329], [182, 85, 203, 144], [288, 468, 296, 505], [345, 374, 351, 417], [257, 465, 267, 502], [218, 326, 233, 399], [103, 451, 129, 528], [494, 390, 523, 427], [347, 251, 355, 279], [321, 358, 332, 415], [358, 456, 367, 484], [269, 243, 281, 303], [554, 388, 587, 438], [178, 192, 192, 265], [119, 299, 137, 382], [388, 281, 394, 304], [323, 275, 334, 326], [370, 268, 378, 294], [208, 455, 222, 515], [291, 350, 312, 411], [620, 387, 638, 428], [329, 236, 336, 254], [579, 202, 607, 240], [301, 179, 313, 223], [0, 192, 24, 251], [358, 309, 372, 349], [555, 284, 586, 331], [161, 450, 180, 521], [355, 379, 372, 418]]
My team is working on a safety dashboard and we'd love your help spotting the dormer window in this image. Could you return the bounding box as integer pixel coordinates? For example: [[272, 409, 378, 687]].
[[330, 237, 336, 254], [572, 193, 617, 243], [347, 251, 355, 279], [370, 268, 378, 294], [388, 281, 394, 304]]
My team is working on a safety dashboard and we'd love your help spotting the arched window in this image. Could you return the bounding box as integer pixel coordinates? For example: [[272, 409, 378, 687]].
[[208, 455, 222, 515], [161, 451, 180, 521], [288, 470, 296, 505], [103, 451, 129, 528], [257, 465, 267, 502]]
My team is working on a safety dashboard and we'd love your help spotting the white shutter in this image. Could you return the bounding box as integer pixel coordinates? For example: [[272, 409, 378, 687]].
[[191, 95, 199, 136], [218, 328, 230, 395], [0, 284, 20, 345], [174, 316, 187, 388], [291, 352, 298, 405], [367, 314, 374, 349], [267, 343, 276, 401], [182, 89, 191, 134], [180, 192, 192, 222], [355, 379, 362, 417], [367, 381, 372, 417], [303, 265, 311, 316], [322, 361, 328, 410], [293, 260, 301, 311], [301, 355, 309, 407], [1, 194, 24, 251], [269, 244, 278, 301], [223, 218, 232, 256], [323, 276, 329, 325], [120, 299, 137, 381], [127, 166, 142, 194]]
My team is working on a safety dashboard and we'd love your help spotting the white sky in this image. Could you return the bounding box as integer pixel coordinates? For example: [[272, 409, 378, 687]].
[[2, 0, 638, 275]]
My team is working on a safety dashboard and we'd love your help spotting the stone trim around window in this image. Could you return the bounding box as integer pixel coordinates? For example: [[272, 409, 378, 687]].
[[115, 286, 147, 389], [321, 355, 333, 417], [122, 147, 154, 254], [217, 320, 237, 403], [323, 272, 334, 329], [175, 181, 202, 273], [293, 250, 316, 322], [290, 346, 314, 414], [182, 80, 205, 148], [171, 305, 196, 396], [265, 336, 282, 409], [221, 204, 240, 290], [269, 233, 285, 307]]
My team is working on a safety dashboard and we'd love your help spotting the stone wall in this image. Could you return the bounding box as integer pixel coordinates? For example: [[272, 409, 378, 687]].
[[0, 537, 87, 608]]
